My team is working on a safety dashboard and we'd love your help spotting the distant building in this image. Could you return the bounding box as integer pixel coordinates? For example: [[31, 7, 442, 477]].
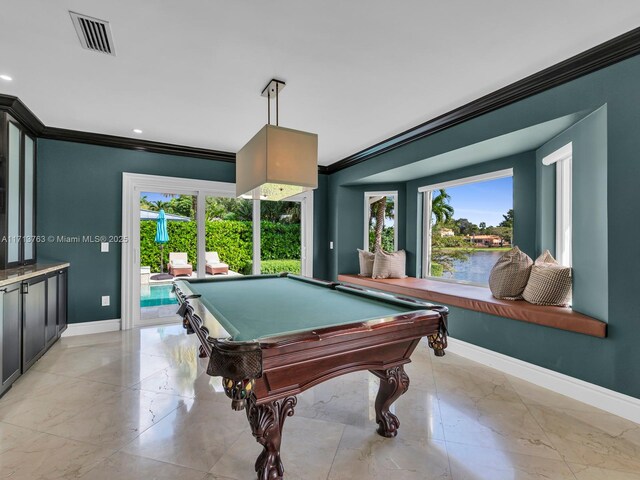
[[438, 228, 455, 237], [467, 234, 506, 247]]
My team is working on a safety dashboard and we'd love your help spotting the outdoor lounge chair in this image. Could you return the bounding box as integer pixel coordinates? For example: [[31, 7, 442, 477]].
[[168, 252, 193, 277], [206, 251, 229, 275]]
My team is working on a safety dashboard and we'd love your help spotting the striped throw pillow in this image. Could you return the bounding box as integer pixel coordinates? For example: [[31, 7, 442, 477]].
[[488, 246, 533, 300], [372, 250, 407, 279], [522, 250, 572, 306], [357, 249, 375, 277]]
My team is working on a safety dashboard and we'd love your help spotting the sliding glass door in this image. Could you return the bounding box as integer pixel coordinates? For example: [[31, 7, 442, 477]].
[[139, 191, 197, 324], [123, 173, 314, 329]]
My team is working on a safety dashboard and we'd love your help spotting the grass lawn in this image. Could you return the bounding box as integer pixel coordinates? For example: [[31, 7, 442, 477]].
[[435, 247, 511, 252]]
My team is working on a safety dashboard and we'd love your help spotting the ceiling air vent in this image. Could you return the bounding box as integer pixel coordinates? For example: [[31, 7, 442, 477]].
[[69, 11, 115, 55]]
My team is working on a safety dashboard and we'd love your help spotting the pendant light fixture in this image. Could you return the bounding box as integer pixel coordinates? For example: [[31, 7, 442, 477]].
[[236, 79, 318, 201]]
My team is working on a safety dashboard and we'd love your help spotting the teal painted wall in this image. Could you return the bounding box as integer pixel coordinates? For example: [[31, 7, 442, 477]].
[[37, 140, 329, 324], [313, 174, 329, 280], [328, 182, 406, 276], [326, 54, 640, 398], [536, 106, 608, 322]]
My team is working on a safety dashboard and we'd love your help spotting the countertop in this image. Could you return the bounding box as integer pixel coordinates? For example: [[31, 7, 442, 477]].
[[0, 262, 70, 287]]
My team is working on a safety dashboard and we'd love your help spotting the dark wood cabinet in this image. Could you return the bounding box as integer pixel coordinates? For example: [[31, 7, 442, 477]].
[[1, 281, 22, 396], [0, 267, 69, 397], [45, 274, 58, 347], [0, 112, 37, 269], [57, 269, 67, 335], [22, 276, 46, 370]]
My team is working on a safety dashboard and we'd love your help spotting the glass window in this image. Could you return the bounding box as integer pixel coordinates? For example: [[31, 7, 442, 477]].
[[364, 192, 397, 252], [260, 200, 301, 275], [421, 171, 513, 285]]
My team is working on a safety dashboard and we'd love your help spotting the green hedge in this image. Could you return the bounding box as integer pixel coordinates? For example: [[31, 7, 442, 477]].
[[430, 262, 444, 277], [368, 227, 395, 252], [257, 259, 301, 275], [140, 220, 300, 273]]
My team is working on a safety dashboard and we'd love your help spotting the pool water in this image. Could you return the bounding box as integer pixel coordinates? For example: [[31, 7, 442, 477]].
[[141, 284, 177, 307]]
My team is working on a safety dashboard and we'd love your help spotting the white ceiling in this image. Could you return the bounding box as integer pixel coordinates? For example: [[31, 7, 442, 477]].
[[1, 1, 639, 166]]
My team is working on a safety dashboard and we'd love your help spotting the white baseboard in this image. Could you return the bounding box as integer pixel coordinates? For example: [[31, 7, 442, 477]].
[[447, 337, 640, 425], [62, 319, 121, 337], [134, 316, 181, 328]]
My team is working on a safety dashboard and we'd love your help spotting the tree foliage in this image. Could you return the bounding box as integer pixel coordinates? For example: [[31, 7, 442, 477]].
[[431, 189, 454, 225], [140, 220, 301, 274], [368, 196, 395, 252], [500, 209, 514, 229]]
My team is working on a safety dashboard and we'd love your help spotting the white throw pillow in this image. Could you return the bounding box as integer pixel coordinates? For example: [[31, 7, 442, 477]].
[[357, 249, 375, 277], [372, 250, 407, 279]]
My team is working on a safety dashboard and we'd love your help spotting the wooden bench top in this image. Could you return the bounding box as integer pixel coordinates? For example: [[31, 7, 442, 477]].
[[338, 274, 607, 338]]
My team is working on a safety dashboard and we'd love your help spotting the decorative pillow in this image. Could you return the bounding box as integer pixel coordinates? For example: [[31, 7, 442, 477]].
[[372, 250, 407, 279], [488, 246, 533, 300], [522, 250, 572, 306], [357, 249, 375, 277]]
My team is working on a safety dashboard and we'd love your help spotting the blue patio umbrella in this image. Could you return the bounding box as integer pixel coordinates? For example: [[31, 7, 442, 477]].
[[155, 209, 169, 273]]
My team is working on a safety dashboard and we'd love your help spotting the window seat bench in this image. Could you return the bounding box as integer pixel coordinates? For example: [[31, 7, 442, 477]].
[[337, 274, 607, 338]]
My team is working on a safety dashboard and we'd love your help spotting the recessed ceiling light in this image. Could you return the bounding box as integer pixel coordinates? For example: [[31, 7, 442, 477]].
[[132, 129, 143, 134], [0, 74, 12, 81]]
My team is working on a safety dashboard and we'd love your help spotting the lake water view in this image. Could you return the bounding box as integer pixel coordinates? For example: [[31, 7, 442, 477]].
[[441, 250, 503, 284]]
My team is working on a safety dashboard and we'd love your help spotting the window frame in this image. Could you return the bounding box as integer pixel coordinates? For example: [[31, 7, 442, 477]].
[[363, 190, 399, 252], [418, 168, 514, 282], [542, 142, 572, 267]]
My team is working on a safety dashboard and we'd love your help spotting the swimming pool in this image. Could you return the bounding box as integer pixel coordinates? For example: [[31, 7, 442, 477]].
[[141, 284, 177, 307]]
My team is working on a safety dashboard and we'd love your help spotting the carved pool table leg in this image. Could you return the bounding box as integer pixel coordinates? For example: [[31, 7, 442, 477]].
[[371, 365, 410, 438], [245, 394, 297, 480]]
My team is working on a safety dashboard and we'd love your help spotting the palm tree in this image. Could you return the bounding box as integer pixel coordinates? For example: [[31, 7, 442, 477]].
[[431, 189, 454, 225], [150, 200, 170, 211], [372, 196, 387, 251]]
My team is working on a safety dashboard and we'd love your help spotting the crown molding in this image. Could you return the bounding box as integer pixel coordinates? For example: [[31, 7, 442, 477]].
[[3, 25, 640, 174], [325, 25, 640, 174], [40, 126, 236, 163], [0, 94, 45, 135], [0, 93, 330, 168], [0, 93, 237, 163]]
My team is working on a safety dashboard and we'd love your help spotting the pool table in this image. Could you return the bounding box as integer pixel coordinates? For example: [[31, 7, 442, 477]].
[[174, 273, 448, 480]]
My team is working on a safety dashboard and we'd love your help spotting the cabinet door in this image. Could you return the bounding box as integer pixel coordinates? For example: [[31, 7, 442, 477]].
[[22, 135, 36, 263], [45, 275, 57, 346], [6, 122, 21, 265], [2, 282, 22, 392], [22, 277, 46, 369], [57, 270, 67, 335]]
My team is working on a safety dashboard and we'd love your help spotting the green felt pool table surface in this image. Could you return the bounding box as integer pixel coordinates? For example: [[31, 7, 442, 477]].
[[175, 274, 425, 342]]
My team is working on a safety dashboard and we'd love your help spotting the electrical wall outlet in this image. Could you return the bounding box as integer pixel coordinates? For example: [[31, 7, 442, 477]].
[[101, 295, 110, 306], [101, 242, 109, 252]]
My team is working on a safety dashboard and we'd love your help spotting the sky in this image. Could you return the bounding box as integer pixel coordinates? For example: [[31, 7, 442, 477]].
[[142, 178, 512, 227], [445, 176, 512, 227], [141, 192, 181, 204]]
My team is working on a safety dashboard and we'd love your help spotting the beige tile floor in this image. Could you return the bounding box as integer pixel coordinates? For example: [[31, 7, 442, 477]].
[[0, 324, 639, 480]]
